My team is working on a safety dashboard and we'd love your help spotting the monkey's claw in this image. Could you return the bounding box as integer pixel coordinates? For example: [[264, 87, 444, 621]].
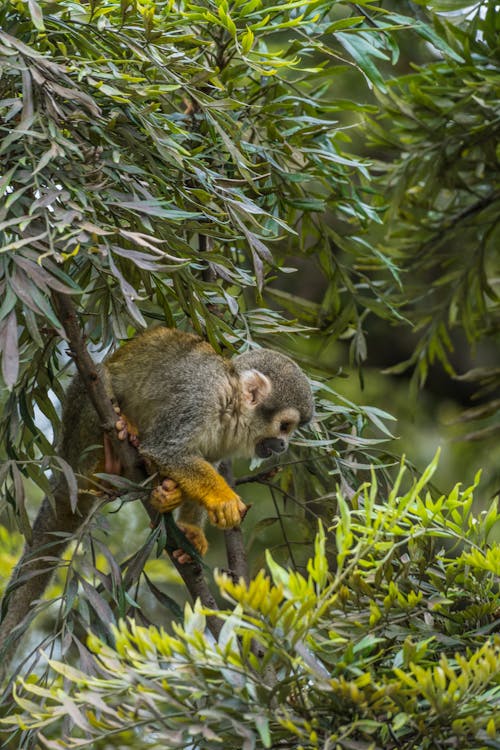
[[150, 478, 183, 513]]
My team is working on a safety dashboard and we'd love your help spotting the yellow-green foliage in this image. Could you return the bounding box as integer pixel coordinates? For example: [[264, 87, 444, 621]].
[[3, 456, 499, 750], [0, 526, 23, 596]]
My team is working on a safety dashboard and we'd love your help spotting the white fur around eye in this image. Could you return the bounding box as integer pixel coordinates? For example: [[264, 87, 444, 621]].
[[240, 369, 272, 406]]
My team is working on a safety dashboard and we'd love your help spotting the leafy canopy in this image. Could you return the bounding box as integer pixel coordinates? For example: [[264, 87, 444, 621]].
[[4, 455, 500, 750], [366, 1, 500, 421], [0, 0, 422, 535]]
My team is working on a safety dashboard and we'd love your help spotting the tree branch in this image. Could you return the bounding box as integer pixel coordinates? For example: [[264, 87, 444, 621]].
[[52, 294, 224, 637], [52, 293, 143, 480], [0, 298, 224, 680], [220, 462, 250, 584]]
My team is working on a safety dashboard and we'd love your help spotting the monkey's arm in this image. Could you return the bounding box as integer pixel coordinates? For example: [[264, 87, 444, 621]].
[[150, 455, 246, 528]]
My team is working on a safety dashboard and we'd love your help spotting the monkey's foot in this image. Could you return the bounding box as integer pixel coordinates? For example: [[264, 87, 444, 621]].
[[172, 523, 208, 565], [114, 406, 140, 449], [150, 478, 183, 513], [205, 492, 248, 529]]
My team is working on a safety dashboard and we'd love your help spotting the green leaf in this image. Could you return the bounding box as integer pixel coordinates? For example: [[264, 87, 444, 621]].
[[110, 200, 204, 220], [0, 310, 19, 389], [241, 27, 254, 54], [52, 457, 78, 513], [27, 0, 45, 32], [336, 33, 388, 92]]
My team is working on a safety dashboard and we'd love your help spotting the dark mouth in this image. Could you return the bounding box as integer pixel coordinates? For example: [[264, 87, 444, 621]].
[[255, 441, 273, 459], [255, 437, 287, 458]]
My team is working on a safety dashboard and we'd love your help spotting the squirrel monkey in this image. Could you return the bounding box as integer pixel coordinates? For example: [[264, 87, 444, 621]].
[[0, 327, 313, 661], [0, 328, 313, 664], [60, 327, 314, 559]]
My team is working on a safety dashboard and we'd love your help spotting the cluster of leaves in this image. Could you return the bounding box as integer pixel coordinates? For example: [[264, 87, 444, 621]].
[[0, 0, 398, 380], [3, 454, 499, 750], [2, 3, 499, 741], [0, 0, 431, 541], [0, 0, 431, 688], [366, 0, 500, 434], [0, 384, 397, 683]]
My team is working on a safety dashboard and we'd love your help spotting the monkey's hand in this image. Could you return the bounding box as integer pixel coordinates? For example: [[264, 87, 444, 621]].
[[100, 408, 141, 477], [173, 522, 208, 565], [161, 457, 248, 528], [203, 489, 247, 529], [150, 478, 184, 513], [114, 406, 140, 449]]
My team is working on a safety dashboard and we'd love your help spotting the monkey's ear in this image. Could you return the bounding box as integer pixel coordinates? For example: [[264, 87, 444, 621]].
[[240, 369, 272, 406]]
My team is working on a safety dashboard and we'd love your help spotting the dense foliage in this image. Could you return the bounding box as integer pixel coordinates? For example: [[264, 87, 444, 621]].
[[3, 456, 500, 749], [1, 1, 499, 748], [367, 0, 500, 423], [0, 0, 407, 697], [0, 0, 410, 533]]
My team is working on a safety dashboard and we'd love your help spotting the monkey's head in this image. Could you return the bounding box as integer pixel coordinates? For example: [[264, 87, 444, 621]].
[[233, 349, 314, 460]]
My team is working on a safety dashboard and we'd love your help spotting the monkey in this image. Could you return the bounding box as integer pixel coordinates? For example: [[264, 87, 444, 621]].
[[0, 327, 313, 667], [104, 327, 314, 559]]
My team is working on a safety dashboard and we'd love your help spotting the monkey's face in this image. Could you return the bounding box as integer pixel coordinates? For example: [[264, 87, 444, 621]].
[[235, 358, 313, 461], [253, 407, 301, 459]]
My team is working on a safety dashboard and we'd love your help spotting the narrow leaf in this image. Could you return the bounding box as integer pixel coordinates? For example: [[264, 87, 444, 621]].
[[27, 0, 45, 31], [53, 456, 78, 512], [1, 310, 19, 389]]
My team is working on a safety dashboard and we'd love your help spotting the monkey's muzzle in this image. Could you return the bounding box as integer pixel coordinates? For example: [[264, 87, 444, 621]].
[[255, 438, 286, 459]]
